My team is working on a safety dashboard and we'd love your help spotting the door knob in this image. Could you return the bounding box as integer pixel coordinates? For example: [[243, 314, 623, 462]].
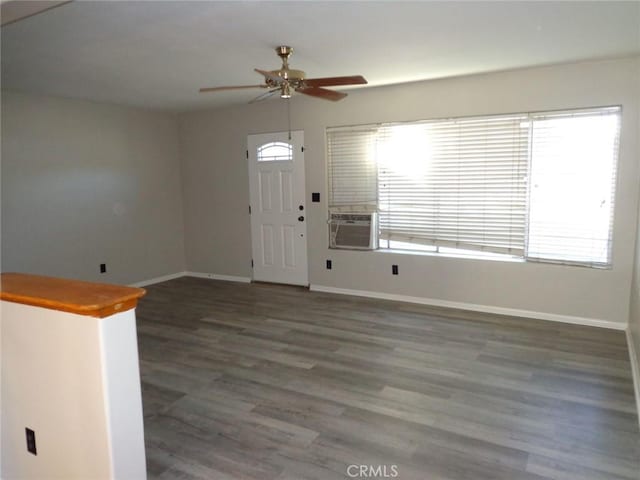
[[298, 216, 305, 222]]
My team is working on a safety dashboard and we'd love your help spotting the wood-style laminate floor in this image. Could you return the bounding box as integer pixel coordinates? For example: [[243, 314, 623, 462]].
[[137, 277, 640, 480]]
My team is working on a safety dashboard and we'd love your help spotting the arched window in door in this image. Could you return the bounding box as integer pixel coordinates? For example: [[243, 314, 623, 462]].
[[257, 142, 293, 162]]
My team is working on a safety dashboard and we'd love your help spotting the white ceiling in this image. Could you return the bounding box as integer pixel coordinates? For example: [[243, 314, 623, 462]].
[[2, 1, 639, 112]]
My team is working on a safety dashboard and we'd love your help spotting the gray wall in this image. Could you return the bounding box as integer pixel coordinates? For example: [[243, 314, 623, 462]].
[[1, 92, 186, 284], [631, 197, 640, 397], [179, 56, 640, 325], [629, 57, 640, 387]]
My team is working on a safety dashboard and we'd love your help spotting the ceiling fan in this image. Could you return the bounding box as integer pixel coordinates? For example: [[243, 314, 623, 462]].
[[199, 46, 367, 102]]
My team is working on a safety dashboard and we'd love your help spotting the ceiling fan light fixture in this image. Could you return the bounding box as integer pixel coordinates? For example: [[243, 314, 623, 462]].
[[280, 83, 292, 99]]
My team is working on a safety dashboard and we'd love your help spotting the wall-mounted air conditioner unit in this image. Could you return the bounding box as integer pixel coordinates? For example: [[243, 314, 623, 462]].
[[329, 212, 378, 250]]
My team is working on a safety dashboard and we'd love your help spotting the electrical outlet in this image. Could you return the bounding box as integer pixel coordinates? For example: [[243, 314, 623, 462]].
[[26, 428, 37, 455], [392, 265, 399, 275], [326, 259, 332, 270], [100, 263, 106, 273]]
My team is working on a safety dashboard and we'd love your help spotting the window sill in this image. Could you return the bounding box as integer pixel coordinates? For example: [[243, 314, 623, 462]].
[[373, 248, 524, 264], [371, 248, 611, 269]]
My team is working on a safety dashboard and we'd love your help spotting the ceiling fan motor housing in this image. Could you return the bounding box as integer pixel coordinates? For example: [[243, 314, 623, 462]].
[[269, 46, 306, 88]]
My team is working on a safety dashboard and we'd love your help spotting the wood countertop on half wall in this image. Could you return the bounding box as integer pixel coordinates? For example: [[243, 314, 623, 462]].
[[0, 272, 146, 318]]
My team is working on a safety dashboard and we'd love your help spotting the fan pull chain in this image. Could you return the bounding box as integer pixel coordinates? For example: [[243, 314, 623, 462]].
[[287, 97, 292, 140]]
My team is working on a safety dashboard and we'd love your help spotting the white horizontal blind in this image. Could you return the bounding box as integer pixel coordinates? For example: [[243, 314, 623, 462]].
[[378, 115, 530, 254], [526, 107, 620, 266], [327, 126, 378, 208]]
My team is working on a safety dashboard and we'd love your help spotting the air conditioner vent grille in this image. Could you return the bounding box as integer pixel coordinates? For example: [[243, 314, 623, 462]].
[[329, 212, 377, 250]]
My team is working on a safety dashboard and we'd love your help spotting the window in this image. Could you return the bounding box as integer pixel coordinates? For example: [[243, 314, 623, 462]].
[[327, 106, 621, 267], [257, 142, 293, 162], [526, 109, 620, 266]]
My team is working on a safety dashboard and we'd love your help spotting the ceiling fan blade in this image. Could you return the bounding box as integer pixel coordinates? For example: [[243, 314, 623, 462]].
[[303, 75, 367, 88], [249, 88, 279, 104], [199, 85, 266, 93], [296, 87, 347, 102], [254, 68, 283, 84]]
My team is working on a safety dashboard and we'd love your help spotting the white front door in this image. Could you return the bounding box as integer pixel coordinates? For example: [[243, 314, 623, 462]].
[[248, 131, 308, 286]]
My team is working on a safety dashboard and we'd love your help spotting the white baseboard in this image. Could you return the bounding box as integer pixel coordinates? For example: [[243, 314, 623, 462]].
[[129, 271, 187, 287], [626, 329, 640, 428], [309, 284, 625, 331], [129, 271, 252, 287], [185, 271, 251, 283]]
